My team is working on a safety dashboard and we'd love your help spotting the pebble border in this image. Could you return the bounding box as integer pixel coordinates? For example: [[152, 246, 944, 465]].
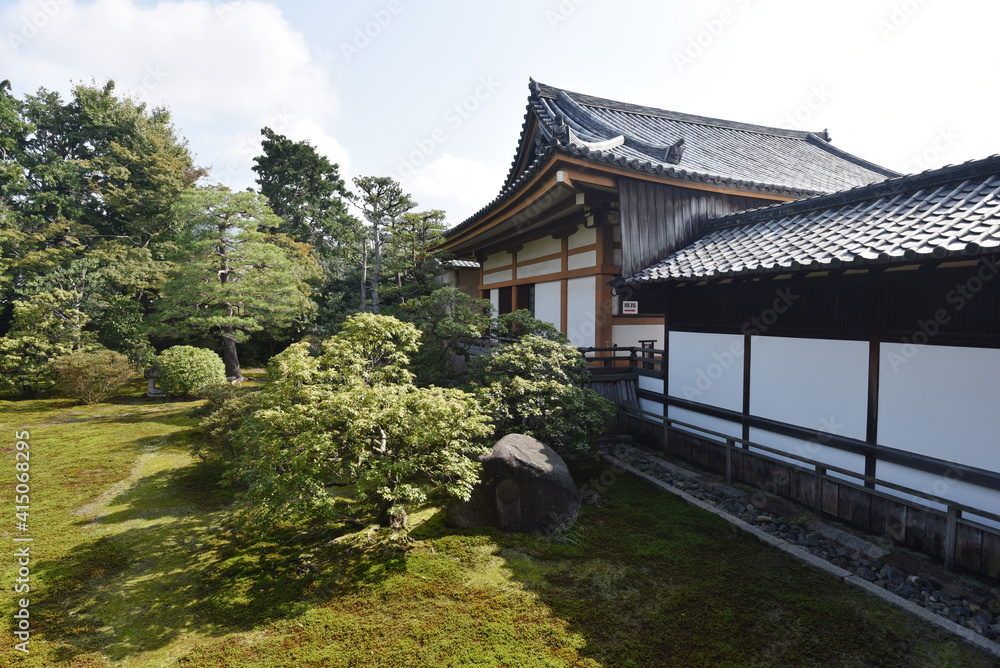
[[601, 444, 1000, 659]]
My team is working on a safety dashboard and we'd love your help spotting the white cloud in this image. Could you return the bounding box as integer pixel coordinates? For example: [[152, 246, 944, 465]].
[[0, 0, 347, 187], [402, 153, 504, 226]]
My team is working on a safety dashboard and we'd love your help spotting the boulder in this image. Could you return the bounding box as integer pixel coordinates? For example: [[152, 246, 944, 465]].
[[447, 433, 581, 534]]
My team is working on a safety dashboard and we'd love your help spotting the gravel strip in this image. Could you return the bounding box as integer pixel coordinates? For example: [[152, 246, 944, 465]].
[[602, 442, 1000, 644]]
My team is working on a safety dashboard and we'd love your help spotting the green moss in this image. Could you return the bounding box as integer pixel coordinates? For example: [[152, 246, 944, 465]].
[[0, 397, 996, 667]]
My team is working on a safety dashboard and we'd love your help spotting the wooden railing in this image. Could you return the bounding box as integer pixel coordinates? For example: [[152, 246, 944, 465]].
[[582, 363, 1000, 577]]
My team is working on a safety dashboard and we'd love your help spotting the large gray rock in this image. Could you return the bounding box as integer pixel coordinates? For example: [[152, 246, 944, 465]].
[[447, 433, 581, 534]]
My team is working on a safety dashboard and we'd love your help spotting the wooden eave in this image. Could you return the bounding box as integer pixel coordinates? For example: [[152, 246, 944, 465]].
[[439, 151, 798, 255]]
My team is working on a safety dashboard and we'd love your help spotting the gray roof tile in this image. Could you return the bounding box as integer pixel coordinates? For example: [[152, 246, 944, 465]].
[[624, 156, 1000, 284], [445, 80, 897, 239]]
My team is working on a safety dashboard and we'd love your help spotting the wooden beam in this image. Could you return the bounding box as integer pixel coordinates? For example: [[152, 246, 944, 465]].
[[478, 265, 622, 291]]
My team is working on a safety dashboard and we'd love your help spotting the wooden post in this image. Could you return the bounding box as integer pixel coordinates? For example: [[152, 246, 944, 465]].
[[945, 506, 960, 572], [725, 438, 734, 484], [629, 348, 637, 368], [815, 466, 826, 517]]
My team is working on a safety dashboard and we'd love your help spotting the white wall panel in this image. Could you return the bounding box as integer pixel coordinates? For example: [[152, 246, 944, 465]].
[[667, 406, 741, 440], [482, 269, 511, 285], [613, 324, 663, 350], [568, 226, 596, 249], [668, 331, 744, 412], [568, 250, 597, 270], [483, 251, 512, 271], [489, 288, 500, 314], [534, 281, 561, 330], [750, 336, 868, 441], [516, 258, 561, 279], [879, 343, 1000, 473], [518, 236, 561, 262], [638, 374, 664, 394], [565, 276, 595, 347], [876, 462, 1000, 530], [748, 428, 865, 480]]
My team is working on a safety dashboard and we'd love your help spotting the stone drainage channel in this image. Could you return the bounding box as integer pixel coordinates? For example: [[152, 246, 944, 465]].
[[599, 441, 1000, 658]]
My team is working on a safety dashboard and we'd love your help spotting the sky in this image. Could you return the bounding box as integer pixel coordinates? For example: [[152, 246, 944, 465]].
[[2, 0, 999, 227]]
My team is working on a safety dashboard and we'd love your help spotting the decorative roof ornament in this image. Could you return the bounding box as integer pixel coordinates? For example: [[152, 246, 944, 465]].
[[567, 127, 625, 152], [665, 137, 685, 164]]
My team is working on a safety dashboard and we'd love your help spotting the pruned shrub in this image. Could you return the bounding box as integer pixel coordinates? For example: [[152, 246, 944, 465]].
[[470, 334, 614, 458], [194, 384, 262, 461], [51, 350, 136, 404], [157, 345, 227, 397]]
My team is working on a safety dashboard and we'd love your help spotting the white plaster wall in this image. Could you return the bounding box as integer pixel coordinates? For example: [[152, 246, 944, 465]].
[[482, 269, 512, 285], [667, 406, 741, 440], [483, 251, 512, 271], [518, 236, 562, 262], [748, 429, 866, 480], [568, 225, 597, 249], [668, 331, 744, 412], [613, 324, 663, 350], [639, 397, 664, 422], [612, 248, 623, 266], [565, 276, 595, 348], [612, 225, 621, 242], [638, 374, 664, 394], [489, 288, 500, 315], [534, 280, 561, 330], [750, 336, 868, 442], [876, 462, 1000, 530], [517, 258, 561, 279], [878, 343, 1000, 473], [568, 250, 597, 271]]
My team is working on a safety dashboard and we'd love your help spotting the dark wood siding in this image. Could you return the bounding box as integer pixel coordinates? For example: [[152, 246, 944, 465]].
[[665, 262, 1000, 347], [619, 178, 773, 277]]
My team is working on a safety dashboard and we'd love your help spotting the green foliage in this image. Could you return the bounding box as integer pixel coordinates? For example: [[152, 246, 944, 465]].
[[400, 286, 492, 386], [470, 334, 613, 458], [217, 313, 492, 532], [98, 295, 156, 368], [0, 331, 64, 397], [194, 384, 262, 460], [151, 186, 319, 378], [51, 350, 136, 404], [495, 309, 567, 342], [157, 345, 227, 396], [252, 126, 349, 250], [351, 175, 416, 313]]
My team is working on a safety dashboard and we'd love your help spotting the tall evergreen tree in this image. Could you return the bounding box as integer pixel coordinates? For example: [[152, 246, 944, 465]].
[[151, 187, 318, 379]]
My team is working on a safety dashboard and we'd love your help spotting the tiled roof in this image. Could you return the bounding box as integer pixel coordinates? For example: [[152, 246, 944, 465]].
[[623, 156, 1000, 284], [444, 80, 896, 239], [442, 259, 480, 269]]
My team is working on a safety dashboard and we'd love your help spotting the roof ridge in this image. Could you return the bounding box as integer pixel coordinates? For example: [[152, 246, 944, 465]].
[[704, 155, 1000, 232], [805, 133, 900, 178], [533, 80, 820, 141]]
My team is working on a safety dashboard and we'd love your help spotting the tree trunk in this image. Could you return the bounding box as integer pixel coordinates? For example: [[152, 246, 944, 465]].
[[221, 325, 242, 380], [371, 223, 382, 315], [360, 237, 368, 313]]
